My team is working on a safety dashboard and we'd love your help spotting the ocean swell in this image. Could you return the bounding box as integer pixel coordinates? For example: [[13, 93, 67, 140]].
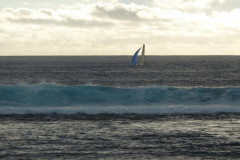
[[1, 84, 240, 114]]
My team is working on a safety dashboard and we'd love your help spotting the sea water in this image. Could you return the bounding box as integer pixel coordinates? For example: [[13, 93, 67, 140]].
[[0, 56, 240, 159]]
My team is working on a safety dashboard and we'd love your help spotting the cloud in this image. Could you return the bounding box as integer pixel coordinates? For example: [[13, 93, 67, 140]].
[[7, 17, 113, 28], [93, 2, 147, 21], [1, 1, 240, 55], [210, 0, 240, 11], [153, 0, 240, 13], [153, 0, 212, 11], [1, 7, 113, 28]]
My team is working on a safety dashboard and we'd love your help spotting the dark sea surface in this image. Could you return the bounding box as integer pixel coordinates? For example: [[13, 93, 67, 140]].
[[1, 56, 240, 159], [1, 56, 240, 87]]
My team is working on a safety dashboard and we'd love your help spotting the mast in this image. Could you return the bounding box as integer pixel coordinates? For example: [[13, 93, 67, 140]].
[[139, 44, 145, 65]]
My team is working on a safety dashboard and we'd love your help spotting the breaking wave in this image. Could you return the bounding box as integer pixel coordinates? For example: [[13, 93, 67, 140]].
[[1, 84, 240, 114]]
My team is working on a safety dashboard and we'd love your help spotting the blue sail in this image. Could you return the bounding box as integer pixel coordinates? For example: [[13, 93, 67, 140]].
[[131, 47, 142, 65]]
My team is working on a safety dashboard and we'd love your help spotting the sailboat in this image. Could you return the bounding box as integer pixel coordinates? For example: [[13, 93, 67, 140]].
[[131, 44, 145, 65]]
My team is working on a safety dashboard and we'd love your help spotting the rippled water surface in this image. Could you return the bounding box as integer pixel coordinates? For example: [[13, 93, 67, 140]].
[[1, 114, 240, 159], [1, 56, 240, 87]]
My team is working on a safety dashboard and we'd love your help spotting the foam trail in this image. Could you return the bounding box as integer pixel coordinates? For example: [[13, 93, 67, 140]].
[[1, 84, 240, 114]]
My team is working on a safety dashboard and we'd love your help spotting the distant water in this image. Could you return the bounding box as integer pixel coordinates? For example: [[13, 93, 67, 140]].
[[1, 56, 240, 159], [1, 56, 240, 87]]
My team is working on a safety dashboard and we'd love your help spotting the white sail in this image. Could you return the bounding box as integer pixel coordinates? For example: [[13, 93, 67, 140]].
[[139, 44, 145, 65]]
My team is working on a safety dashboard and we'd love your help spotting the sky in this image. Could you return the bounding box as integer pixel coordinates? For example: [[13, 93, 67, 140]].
[[1, 0, 240, 55]]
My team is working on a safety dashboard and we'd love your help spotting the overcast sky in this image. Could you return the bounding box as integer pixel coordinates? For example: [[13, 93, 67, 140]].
[[1, 0, 240, 55]]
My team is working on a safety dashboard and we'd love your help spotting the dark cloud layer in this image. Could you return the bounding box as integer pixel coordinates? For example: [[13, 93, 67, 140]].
[[211, 0, 240, 11], [8, 17, 113, 28], [94, 5, 141, 21]]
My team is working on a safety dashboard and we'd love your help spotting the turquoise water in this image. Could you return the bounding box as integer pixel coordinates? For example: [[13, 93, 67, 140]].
[[1, 84, 240, 114]]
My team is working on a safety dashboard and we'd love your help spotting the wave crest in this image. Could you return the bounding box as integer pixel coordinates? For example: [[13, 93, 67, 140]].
[[1, 84, 240, 114]]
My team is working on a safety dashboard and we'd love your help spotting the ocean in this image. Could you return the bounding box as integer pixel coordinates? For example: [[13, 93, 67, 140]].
[[0, 56, 240, 159]]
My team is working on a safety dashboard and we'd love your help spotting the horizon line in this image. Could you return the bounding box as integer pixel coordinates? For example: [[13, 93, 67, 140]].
[[1, 54, 240, 56]]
